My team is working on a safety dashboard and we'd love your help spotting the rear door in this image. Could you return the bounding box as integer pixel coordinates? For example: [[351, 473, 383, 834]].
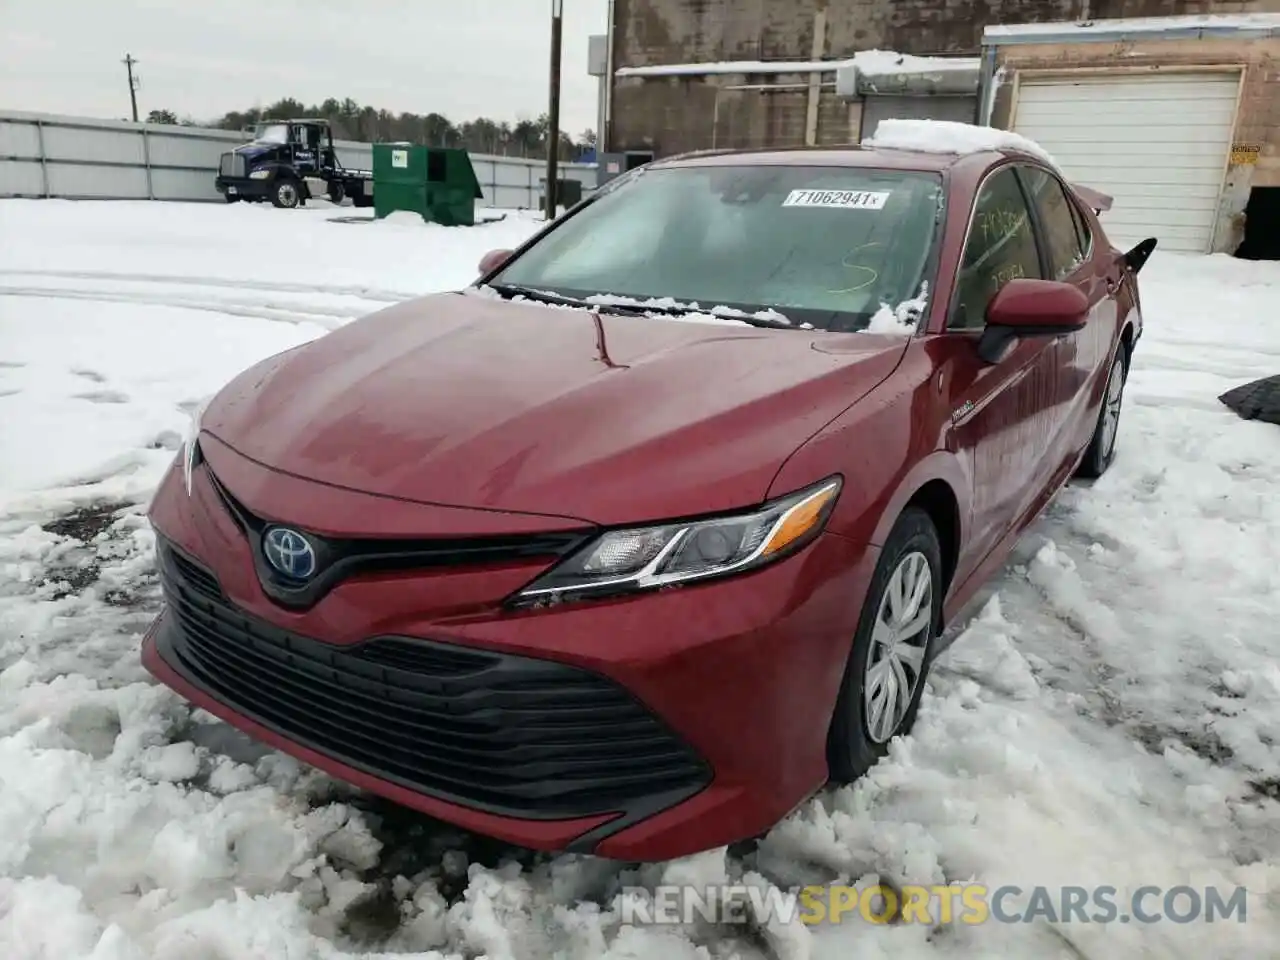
[[935, 163, 1066, 577], [1017, 165, 1120, 475]]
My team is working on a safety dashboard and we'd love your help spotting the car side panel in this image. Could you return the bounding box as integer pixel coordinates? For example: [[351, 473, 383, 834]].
[[1058, 248, 1119, 463]]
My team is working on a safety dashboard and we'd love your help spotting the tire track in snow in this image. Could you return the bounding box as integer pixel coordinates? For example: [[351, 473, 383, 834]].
[[0, 268, 418, 303], [0, 285, 364, 330]]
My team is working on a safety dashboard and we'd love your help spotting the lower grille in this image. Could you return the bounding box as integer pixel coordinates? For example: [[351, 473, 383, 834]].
[[153, 538, 710, 818], [219, 153, 246, 178]]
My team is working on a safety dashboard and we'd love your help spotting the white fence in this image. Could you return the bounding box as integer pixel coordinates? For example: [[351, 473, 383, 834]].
[[0, 110, 596, 209]]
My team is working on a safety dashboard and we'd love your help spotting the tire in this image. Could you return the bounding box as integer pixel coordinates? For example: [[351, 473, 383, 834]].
[[327, 181, 346, 204], [1076, 346, 1128, 479], [224, 194, 240, 203], [827, 507, 942, 782], [271, 178, 301, 209]]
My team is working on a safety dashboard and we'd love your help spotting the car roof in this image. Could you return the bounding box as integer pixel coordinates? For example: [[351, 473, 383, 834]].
[[650, 144, 1044, 175]]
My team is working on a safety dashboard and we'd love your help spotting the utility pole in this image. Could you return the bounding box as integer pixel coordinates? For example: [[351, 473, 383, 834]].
[[123, 54, 140, 122], [545, 0, 564, 219]]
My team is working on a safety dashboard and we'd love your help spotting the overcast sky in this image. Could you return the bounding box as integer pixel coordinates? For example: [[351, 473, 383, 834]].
[[1, 0, 607, 134]]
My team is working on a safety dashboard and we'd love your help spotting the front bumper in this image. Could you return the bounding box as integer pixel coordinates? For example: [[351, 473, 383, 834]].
[[141, 437, 877, 860], [216, 176, 271, 199]]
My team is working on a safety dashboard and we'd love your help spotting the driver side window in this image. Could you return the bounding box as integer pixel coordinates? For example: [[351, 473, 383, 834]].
[[949, 167, 1043, 330]]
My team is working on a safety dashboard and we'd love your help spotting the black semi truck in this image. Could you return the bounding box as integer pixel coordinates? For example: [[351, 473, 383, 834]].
[[215, 119, 374, 209]]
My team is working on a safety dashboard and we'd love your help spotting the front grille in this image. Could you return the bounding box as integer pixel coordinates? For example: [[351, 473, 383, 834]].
[[202, 464, 592, 611], [219, 153, 246, 178], [154, 538, 710, 818]]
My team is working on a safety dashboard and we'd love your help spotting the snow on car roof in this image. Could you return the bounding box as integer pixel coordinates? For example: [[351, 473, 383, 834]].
[[860, 119, 1058, 167]]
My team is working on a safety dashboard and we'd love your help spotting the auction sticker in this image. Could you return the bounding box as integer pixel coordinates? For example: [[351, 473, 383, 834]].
[[782, 189, 889, 210]]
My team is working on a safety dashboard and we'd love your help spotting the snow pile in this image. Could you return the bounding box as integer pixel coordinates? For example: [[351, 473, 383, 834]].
[[862, 118, 1059, 167], [865, 283, 930, 335], [3, 200, 1280, 958]]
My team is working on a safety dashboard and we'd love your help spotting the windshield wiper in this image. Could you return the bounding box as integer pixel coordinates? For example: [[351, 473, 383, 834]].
[[485, 283, 592, 309], [486, 283, 795, 329], [594, 298, 796, 329]]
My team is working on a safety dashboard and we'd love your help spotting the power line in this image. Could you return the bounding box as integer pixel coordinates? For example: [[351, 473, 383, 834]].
[[123, 54, 139, 122]]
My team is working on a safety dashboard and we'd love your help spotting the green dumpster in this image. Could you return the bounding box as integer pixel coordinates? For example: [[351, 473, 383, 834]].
[[372, 142, 483, 226]]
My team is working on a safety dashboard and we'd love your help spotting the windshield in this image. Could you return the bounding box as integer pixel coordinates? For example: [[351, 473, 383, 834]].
[[489, 164, 944, 331], [253, 123, 289, 145]]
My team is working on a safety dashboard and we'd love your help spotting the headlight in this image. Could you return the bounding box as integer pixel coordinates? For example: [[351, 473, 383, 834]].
[[249, 169, 271, 180], [181, 398, 210, 496], [513, 477, 841, 605]]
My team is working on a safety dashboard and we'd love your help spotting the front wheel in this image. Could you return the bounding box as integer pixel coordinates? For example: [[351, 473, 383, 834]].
[[271, 179, 301, 209], [827, 507, 941, 782], [1076, 347, 1127, 479]]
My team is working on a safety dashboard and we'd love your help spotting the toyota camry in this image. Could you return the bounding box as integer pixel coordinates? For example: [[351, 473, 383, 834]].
[[141, 137, 1153, 862]]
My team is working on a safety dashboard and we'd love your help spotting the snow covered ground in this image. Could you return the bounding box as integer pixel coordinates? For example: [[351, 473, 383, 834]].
[[2, 199, 1279, 959]]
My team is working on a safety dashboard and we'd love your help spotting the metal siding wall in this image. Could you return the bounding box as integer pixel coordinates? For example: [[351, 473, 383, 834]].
[[43, 125, 144, 164], [0, 122, 40, 157], [147, 131, 238, 168], [48, 163, 149, 199], [0, 111, 596, 208], [150, 167, 222, 202], [860, 95, 978, 136], [0, 160, 42, 195]]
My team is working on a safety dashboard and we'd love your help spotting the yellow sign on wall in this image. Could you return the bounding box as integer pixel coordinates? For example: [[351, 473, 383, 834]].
[[1230, 143, 1260, 165]]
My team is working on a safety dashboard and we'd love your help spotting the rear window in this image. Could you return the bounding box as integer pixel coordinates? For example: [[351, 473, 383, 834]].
[[490, 164, 945, 332]]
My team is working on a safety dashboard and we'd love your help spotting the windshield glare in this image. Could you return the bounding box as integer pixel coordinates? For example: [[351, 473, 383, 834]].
[[490, 164, 943, 331], [253, 123, 289, 144]]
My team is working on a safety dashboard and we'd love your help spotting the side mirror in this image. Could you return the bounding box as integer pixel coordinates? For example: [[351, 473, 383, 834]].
[[478, 248, 513, 276], [978, 278, 1089, 364]]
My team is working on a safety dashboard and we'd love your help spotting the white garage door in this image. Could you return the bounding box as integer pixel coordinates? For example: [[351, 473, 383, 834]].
[[1012, 73, 1240, 253]]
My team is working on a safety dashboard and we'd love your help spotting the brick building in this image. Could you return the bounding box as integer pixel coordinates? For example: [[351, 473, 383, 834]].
[[598, 1, 1280, 255], [602, 0, 1273, 161]]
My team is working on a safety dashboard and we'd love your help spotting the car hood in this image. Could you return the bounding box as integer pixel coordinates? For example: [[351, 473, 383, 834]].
[[203, 292, 907, 526]]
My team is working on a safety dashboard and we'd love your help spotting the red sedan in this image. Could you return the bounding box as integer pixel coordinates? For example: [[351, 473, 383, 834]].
[[141, 141, 1153, 862]]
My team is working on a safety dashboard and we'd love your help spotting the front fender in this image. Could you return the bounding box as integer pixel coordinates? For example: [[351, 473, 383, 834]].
[[767, 346, 972, 551], [864, 449, 970, 548]]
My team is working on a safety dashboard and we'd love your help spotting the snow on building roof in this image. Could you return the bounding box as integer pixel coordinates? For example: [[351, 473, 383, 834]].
[[613, 49, 978, 80], [983, 13, 1280, 45], [861, 118, 1058, 168]]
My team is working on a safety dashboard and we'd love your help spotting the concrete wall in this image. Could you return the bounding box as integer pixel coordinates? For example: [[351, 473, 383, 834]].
[[607, 0, 1273, 156], [988, 33, 1280, 251], [0, 110, 596, 208]]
